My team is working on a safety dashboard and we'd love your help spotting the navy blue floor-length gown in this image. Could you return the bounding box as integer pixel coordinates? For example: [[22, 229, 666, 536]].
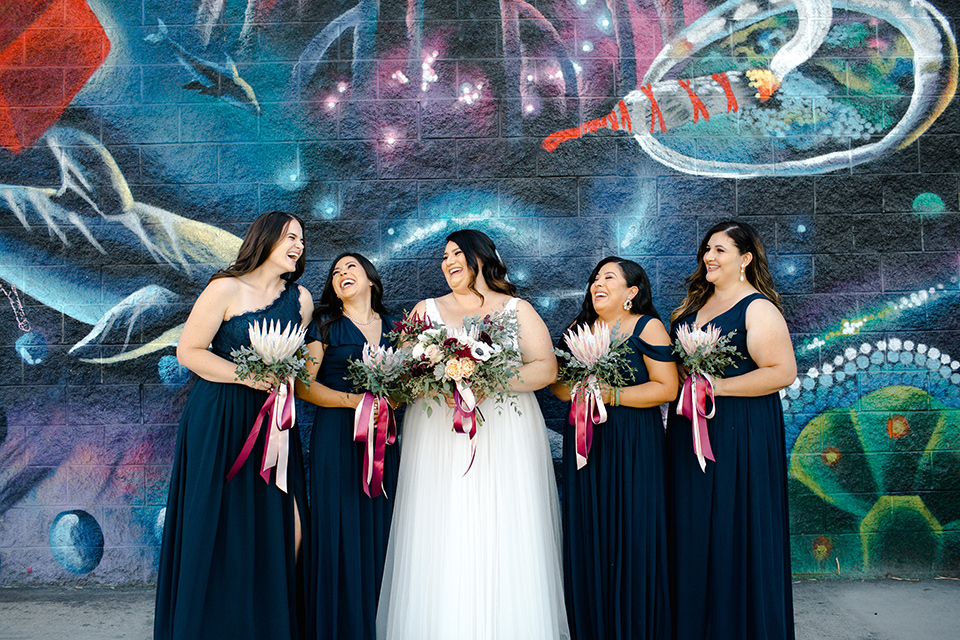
[[665, 293, 794, 640], [562, 315, 673, 640], [155, 281, 309, 640], [306, 316, 399, 640]]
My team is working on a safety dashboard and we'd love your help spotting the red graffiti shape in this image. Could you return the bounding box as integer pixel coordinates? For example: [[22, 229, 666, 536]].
[[0, 0, 110, 153]]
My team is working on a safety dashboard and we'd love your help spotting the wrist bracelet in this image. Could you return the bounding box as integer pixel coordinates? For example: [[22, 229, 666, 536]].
[[613, 387, 621, 407]]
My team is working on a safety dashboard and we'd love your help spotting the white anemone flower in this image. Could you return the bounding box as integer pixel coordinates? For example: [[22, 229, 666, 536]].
[[248, 320, 307, 364], [470, 342, 495, 362]]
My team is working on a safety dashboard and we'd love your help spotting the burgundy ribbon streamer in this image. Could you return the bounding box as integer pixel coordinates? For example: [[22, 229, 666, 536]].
[[353, 392, 397, 498], [452, 382, 479, 474], [676, 374, 716, 472], [227, 378, 296, 492], [568, 377, 607, 470]]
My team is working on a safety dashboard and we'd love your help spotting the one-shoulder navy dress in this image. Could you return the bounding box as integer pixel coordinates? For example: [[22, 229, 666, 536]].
[[561, 315, 673, 640], [155, 282, 309, 640], [665, 293, 794, 640], [306, 316, 400, 640]]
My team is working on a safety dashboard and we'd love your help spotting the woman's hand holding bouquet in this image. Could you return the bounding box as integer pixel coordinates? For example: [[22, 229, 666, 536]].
[[227, 320, 314, 492], [555, 322, 635, 470], [392, 310, 521, 473], [672, 323, 742, 472], [345, 343, 406, 497]]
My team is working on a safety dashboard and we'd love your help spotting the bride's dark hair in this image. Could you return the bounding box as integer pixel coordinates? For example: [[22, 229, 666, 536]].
[[568, 257, 659, 330], [445, 229, 517, 303], [210, 211, 306, 283]]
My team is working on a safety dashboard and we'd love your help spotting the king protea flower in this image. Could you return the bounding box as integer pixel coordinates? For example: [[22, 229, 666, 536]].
[[675, 323, 722, 357], [564, 321, 613, 367], [362, 343, 400, 368], [248, 320, 307, 364]]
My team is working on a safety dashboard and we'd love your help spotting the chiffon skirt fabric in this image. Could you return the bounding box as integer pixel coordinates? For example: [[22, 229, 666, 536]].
[[377, 392, 570, 640], [562, 404, 670, 640], [155, 379, 307, 640], [307, 403, 398, 640], [665, 393, 795, 640]]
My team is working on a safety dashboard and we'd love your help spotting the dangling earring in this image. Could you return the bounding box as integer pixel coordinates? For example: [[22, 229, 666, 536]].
[[739, 265, 746, 282], [623, 298, 633, 311]]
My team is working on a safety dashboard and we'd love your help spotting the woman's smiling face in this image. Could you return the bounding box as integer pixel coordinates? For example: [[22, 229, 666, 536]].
[[590, 262, 636, 316], [267, 219, 304, 274], [332, 255, 371, 302], [702, 231, 745, 285], [442, 241, 475, 290]]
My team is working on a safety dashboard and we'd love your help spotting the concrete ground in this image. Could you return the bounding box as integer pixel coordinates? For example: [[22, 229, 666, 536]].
[[0, 578, 958, 639]]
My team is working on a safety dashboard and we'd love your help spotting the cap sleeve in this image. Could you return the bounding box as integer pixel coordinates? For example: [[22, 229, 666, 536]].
[[305, 320, 322, 345]]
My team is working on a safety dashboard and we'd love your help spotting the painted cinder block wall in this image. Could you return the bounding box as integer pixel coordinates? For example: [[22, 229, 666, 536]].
[[0, 0, 958, 585]]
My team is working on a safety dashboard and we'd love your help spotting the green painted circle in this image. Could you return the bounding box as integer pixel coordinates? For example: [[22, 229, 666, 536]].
[[912, 192, 945, 213]]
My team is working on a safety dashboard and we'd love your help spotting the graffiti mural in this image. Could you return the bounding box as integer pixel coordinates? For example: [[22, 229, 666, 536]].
[[0, 0, 957, 584]]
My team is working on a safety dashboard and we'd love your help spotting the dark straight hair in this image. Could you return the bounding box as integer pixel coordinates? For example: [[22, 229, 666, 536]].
[[314, 252, 388, 342], [670, 220, 782, 324], [569, 256, 659, 330], [445, 229, 517, 303], [210, 211, 306, 283]]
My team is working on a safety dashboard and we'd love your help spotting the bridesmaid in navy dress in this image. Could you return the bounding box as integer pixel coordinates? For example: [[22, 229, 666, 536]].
[[296, 253, 399, 640], [550, 257, 678, 640], [665, 221, 797, 640], [155, 211, 313, 640]]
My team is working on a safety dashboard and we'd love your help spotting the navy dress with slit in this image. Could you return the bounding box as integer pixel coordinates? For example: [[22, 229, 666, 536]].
[[561, 315, 673, 640], [155, 281, 308, 640], [665, 293, 794, 640], [306, 315, 400, 640]]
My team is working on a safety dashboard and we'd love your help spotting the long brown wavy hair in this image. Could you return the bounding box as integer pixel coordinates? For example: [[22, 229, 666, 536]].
[[670, 220, 782, 325], [445, 229, 517, 304], [210, 211, 306, 283]]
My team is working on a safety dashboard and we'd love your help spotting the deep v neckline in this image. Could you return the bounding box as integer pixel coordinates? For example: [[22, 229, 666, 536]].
[[692, 293, 758, 329], [342, 315, 388, 346]]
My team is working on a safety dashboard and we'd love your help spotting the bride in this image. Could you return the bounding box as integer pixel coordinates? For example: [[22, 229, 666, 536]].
[[377, 230, 570, 639]]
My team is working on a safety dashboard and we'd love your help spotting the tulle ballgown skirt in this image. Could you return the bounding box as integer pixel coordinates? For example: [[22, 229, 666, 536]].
[[376, 392, 570, 640]]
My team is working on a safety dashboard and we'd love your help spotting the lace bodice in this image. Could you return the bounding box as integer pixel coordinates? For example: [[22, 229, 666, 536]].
[[210, 281, 303, 358]]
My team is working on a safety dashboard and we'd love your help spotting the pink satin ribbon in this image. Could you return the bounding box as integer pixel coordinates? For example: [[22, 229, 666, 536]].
[[227, 378, 296, 492], [353, 392, 397, 498], [676, 374, 716, 472], [452, 381, 479, 474], [569, 376, 607, 470]]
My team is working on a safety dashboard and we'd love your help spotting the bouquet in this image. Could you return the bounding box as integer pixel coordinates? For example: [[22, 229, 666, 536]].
[[345, 344, 405, 497], [226, 319, 313, 492], [555, 322, 635, 470], [392, 309, 521, 472], [672, 323, 742, 472]]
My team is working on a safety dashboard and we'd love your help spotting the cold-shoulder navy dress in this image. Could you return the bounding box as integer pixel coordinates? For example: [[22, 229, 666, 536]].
[[561, 315, 673, 640], [665, 293, 794, 640], [306, 315, 400, 640], [155, 282, 308, 640]]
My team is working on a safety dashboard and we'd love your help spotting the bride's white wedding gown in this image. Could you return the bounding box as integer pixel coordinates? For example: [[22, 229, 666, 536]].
[[376, 298, 570, 640]]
